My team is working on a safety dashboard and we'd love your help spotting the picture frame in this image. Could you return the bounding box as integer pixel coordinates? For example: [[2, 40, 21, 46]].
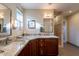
[[28, 20, 36, 29]]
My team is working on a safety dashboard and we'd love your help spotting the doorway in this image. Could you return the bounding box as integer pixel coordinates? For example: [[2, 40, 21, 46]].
[[62, 19, 67, 47]]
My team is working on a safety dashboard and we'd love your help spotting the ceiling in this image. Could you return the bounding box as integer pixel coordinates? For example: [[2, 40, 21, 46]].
[[20, 3, 79, 16], [0, 4, 7, 9]]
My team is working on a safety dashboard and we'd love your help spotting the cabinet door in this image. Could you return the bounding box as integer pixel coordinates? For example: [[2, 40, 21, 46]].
[[37, 39, 46, 56], [18, 40, 39, 56], [30, 39, 39, 56], [44, 38, 58, 56], [18, 41, 31, 56]]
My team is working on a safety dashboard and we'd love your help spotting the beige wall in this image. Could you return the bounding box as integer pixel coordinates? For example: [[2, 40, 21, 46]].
[[3, 3, 23, 36], [23, 9, 54, 34], [67, 12, 79, 46]]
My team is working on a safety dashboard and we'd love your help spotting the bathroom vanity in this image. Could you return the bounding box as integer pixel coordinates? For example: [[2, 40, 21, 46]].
[[0, 35, 58, 56], [18, 36, 58, 56]]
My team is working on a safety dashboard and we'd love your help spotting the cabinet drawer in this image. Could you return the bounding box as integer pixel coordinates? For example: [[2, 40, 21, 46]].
[[44, 39, 58, 47]]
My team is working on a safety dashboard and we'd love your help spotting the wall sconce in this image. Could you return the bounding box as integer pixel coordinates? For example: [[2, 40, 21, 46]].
[[11, 20, 16, 29], [0, 15, 4, 18], [0, 13, 4, 18], [12, 24, 16, 29]]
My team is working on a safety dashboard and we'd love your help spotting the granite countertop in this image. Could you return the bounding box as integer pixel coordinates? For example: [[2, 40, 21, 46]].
[[0, 37, 7, 40], [0, 35, 58, 56]]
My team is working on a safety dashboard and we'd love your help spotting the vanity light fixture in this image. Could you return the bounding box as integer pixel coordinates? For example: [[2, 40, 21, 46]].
[[43, 12, 53, 18], [43, 3, 54, 18]]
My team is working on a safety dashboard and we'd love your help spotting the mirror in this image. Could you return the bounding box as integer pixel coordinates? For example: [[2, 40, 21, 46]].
[[43, 18, 54, 33], [0, 4, 11, 36]]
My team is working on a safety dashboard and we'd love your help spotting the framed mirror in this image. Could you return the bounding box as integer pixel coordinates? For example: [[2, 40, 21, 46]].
[[0, 4, 12, 36]]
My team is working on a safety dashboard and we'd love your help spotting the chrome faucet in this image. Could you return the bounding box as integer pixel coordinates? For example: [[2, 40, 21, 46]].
[[5, 37, 12, 45], [5, 37, 9, 45]]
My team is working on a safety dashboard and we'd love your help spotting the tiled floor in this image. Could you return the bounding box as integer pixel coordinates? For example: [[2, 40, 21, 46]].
[[59, 43, 79, 56]]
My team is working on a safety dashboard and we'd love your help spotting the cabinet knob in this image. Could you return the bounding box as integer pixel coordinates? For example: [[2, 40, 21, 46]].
[[40, 43, 43, 46]]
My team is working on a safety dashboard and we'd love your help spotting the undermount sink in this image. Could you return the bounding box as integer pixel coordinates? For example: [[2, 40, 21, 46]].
[[0, 37, 12, 46]]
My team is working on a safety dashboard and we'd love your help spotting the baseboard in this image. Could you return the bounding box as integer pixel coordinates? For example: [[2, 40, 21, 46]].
[[67, 41, 79, 48]]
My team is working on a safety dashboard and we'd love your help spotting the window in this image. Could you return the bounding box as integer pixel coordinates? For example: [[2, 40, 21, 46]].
[[16, 9, 23, 29]]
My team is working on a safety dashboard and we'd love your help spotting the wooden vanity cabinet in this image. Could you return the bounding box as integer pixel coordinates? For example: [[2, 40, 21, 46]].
[[37, 38, 58, 56], [18, 38, 58, 56]]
